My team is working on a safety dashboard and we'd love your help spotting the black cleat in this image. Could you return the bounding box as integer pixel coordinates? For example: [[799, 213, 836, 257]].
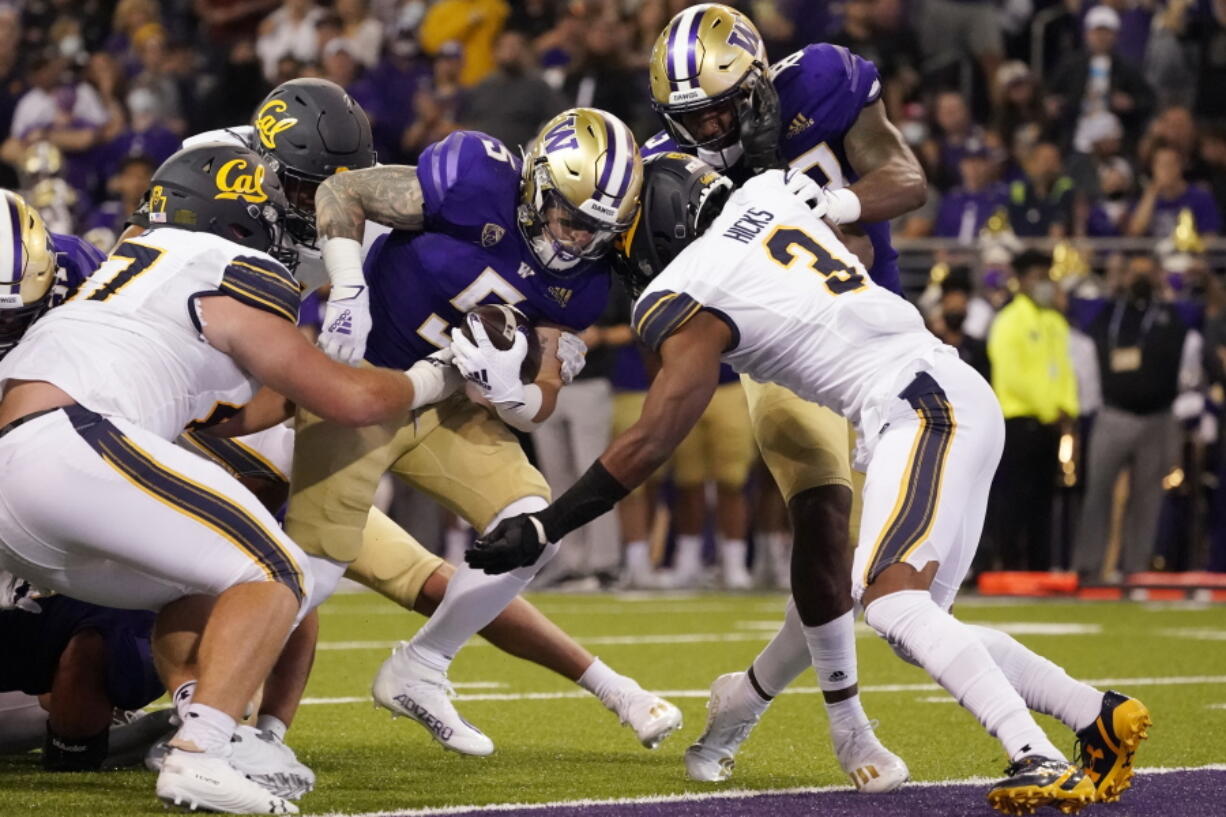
[[1074, 690, 1151, 802], [986, 755, 1095, 815]]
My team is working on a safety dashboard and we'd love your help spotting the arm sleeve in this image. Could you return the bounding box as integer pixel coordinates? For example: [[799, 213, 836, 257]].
[[219, 254, 302, 323]]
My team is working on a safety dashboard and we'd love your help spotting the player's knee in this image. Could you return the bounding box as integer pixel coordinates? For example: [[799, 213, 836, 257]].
[[863, 589, 964, 680], [790, 485, 852, 550], [57, 629, 108, 687]]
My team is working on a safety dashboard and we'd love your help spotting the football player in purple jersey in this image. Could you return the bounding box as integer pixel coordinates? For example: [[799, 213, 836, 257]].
[[289, 108, 683, 756], [636, 3, 927, 791]]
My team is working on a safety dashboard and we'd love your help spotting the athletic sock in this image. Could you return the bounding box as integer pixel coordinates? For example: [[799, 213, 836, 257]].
[[969, 624, 1104, 732], [865, 591, 1063, 762], [172, 703, 235, 755], [171, 681, 197, 724], [764, 531, 792, 589], [802, 610, 870, 735], [256, 714, 288, 740], [577, 657, 637, 710], [625, 540, 651, 578], [747, 599, 811, 699], [673, 535, 704, 583]]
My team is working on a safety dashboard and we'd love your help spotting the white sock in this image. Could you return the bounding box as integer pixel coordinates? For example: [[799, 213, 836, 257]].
[[865, 591, 1063, 762], [256, 714, 288, 740], [802, 610, 870, 735], [969, 624, 1104, 732], [747, 598, 811, 699], [674, 535, 703, 579], [625, 540, 651, 574], [719, 538, 749, 579], [764, 531, 791, 589], [577, 657, 636, 709], [173, 702, 235, 755], [444, 524, 470, 566], [171, 681, 197, 723], [729, 670, 772, 717]]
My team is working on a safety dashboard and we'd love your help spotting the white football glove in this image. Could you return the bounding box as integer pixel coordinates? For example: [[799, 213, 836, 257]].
[[783, 168, 827, 217], [228, 725, 315, 800], [319, 283, 373, 365], [0, 570, 44, 613], [450, 317, 528, 407], [557, 331, 588, 384]]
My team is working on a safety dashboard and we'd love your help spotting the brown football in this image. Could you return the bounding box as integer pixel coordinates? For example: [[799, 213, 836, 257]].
[[460, 303, 543, 383]]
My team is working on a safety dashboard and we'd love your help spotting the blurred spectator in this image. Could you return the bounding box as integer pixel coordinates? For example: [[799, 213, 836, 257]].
[[993, 60, 1046, 164], [336, 0, 383, 69], [320, 38, 377, 110], [0, 6, 23, 143], [505, 0, 558, 45], [1126, 144, 1222, 238], [419, 0, 510, 87], [1006, 141, 1076, 238], [370, 28, 433, 162], [460, 30, 564, 152], [1046, 6, 1154, 151], [914, 0, 1003, 108], [1138, 106, 1204, 181], [81, 153, 155, 247], [107, 0, 161, 63], [1202, 125, 1226, 218], [401, 44, 464, 161], [987, 250, 1079, 570], [932, 277, 992, 382], [193, 39, 269, 135], [934, 138, 1008, 242], [1075, 254, 1199, 580], [193, 0, 280, 52], [256, 0, 323, 83], [561, 14, 651, 138], [128, 24, 185, 133], [1086, 156, 1135, 236], [829, 0, 922, 120], [1066, 110, 1123, 199], [1197, 0, 1226, 119], [1143, 0, 1197, 111], [921, 91, 988, 192]]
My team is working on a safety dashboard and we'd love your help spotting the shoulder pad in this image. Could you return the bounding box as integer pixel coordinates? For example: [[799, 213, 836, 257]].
[[632, 289, 703, 352], [220, 253, 301, 322], [418, 131, 521, 227]]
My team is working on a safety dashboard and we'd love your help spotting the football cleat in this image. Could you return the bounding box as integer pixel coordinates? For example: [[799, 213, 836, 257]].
[[229, 726, 315, 800], [607, 687, 683, 750], [986, 755, 1095, 816], [156, 748, 298, 814], [371, 644, 494, 757], [833, 720, 909, 793], [684, 672, 763, 782], [1074, 690, 1151, 803]]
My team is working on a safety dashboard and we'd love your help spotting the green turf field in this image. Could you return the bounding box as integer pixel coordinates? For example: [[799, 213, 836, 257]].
[[3, 591, 1224, 816]]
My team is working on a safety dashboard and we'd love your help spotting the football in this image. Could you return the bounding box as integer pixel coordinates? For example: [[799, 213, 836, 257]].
[[460, 303, 543, 383]]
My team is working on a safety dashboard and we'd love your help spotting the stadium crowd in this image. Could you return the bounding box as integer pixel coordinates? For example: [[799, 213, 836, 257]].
[[2, 0, 1225, 588]]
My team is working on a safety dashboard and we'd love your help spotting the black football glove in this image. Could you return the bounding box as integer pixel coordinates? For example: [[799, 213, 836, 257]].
[[740, 70, 786, 174], [466, 514, 548, 574]]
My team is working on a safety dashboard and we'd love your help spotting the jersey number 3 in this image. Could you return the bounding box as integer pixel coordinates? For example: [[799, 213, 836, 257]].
[[764, 227, 865, 296]]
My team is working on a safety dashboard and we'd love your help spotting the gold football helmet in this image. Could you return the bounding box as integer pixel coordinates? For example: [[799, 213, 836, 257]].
[[649, 3, 768, 154], [519, 108, 643, 276], [0, 189, 57, 357]]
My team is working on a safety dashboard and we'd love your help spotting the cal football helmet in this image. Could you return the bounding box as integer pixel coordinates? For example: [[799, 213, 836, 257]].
[[145, 143, 298, 270], [617, 153, 733, 298], [519, 108, 643, 276], [250, 78, 376, 247], [0, 190, 57, 357], [649, 4, 770, 166]]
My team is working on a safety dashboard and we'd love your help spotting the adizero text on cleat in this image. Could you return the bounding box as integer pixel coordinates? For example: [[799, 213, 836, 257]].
[[371, 644, 494, 756], [1075, 690, 1151, 803], [987, 756, 1095, 816]]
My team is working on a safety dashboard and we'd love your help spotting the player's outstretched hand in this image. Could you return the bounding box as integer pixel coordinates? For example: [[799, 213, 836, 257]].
[[319, 283, 373, 365], [467, 514, 548, 574], [782, 169, 829, 218], [741, 72, 785, 174], [451, 317, 529, 407], [557, 331, 588, 384]]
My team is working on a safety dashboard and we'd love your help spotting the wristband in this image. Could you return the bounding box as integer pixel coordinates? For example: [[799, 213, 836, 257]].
[[494, 383, 544, 432], [321, 237, 365, 290], [406, 354, 462, 410], [536, 461, 630, 542], [825, 187, 862, 225]]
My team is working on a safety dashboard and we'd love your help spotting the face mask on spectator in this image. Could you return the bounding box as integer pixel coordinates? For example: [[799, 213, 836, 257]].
[[944, 310, 967, 332], [1031, 280, 1056, 308], [1128, 276, 1154, 302]]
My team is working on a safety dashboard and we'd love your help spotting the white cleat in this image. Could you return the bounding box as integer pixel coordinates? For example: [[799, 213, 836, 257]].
[[156, 748, 298, 814], [371, 644, 494, 757], [229, 726, 315, 800], [834, 720, 909, 793], [685, 672, 763, 782], [608, 687, 683, 749]]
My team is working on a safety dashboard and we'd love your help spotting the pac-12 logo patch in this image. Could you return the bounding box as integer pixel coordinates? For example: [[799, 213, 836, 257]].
[[255, 99, 298, 150], [481, 223, 506, 247], [214, 158, 268, 203]]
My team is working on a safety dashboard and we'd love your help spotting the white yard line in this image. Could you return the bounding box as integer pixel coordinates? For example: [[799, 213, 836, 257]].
[[300, 673, 1226, 707], [309, 763, 1226, 817]]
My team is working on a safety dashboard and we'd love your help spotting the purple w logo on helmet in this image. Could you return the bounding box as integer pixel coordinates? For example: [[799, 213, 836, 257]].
[[542, 117, 579, 153], [726, 19, 760, 54]]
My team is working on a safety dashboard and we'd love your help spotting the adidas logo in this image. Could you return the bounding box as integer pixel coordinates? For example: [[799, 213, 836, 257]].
[[466, 369, 490, 388], [393, 694, 455, 741], [327, 309, 353, 334], [786, 113, 815, 139], [828, 670, 847, 683], [547, 286, 573, 307]]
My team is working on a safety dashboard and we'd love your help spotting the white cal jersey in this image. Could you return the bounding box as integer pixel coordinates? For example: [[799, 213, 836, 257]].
[[0, 229, 301, 440], [633, 171, 948, 438], [183, 126, 388, 291]]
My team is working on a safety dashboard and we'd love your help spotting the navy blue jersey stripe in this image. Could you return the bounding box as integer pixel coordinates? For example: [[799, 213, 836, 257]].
[[221, 256, 299, 322]]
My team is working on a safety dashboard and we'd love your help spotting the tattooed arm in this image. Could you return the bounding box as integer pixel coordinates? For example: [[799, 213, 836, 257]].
[[314, 165, 426, 242], [844, 100, 927, 222]]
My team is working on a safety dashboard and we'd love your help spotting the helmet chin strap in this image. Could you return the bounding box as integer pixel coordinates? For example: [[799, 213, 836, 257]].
[[697, 143, 744, 171], [530, 234, 584, 273]]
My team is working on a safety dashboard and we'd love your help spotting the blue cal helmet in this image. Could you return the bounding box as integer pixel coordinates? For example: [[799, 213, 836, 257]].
[[519, 108, 643, 276]]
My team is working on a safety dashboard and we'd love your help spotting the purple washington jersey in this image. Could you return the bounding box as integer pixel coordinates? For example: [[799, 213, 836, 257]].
[[363, 131, 611, 369], [50, 232, 106, 305], [643, 43, 900, 295]]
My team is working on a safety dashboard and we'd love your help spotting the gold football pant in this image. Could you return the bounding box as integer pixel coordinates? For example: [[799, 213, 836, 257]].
[[673, 381, 755, 488]]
